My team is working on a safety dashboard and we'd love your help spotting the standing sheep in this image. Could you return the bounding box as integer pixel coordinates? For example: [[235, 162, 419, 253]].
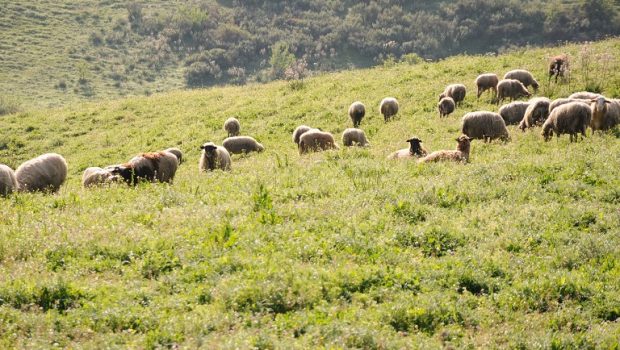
[[504, 69, 539, 91], [569, 91, 601, 100], [590, 96, 620, 132], [15, 153, 68, 193], [475, 73, 499, 99], [342, 128, 370, 147], [461, 111, 510, 142], [518, 97, 551, 131], [224, 117, 241, 137], [299, 130, 339, 154], [438, 97, 455, 118], [223, 136, 265, 154], [542, 101, 592, 142], [112, 151, 178, 185], [496, 79, 531, 104], [82, 167, 121, 188], [549, 98, 579, 112], [499, 101, 530, 125], [388, 137, 428, 159], [418, 135, 473, 164], [292, 125, 313, 145], [199, 142, 232, 171], [380, 97, 399, 122], [548, 54, 568, 83], [439, 84, 466, 105], [164, 147, 183, 164], [348, 101, 366, 128], [0, 164, 17, 196]]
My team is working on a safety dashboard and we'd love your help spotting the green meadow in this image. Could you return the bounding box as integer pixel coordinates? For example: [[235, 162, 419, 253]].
[[0, 39, 619, 348]]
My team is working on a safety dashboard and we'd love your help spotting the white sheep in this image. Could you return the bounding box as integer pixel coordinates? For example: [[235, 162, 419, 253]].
[[388, 137, 428, 159], [15, 153, 68, 193], [0, 164, 17, 196], [475, 73, 499, 99], [418, 135, 473, 163], [496, 79, 531, 104], [542, 101, 592, 142], [342, 128, 369, 147], [82, 167, 121, 188], [590, 96, 620, 132], [569, 91, 601, 100], [223, 136, 265, 154], [299, 129, 339, 154], [380, 97, 399, 122], [439, 84, 466, 105], [461, 111, 509, 142], [519, 97, 551, 131], [292, 125, 313, 145], [499, 101, 530, 125], [224, 117, 240, 137], [199, 142, 232, 171], [348, 101, 366, 128], [504, 69, 539, 91], [549, 98, 579, 112], [438, 97, 455, 118]]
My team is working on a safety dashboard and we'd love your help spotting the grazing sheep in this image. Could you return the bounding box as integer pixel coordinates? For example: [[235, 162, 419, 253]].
[[292, 125, 313, 145], [418, 135, 473, 163], [569, 91, 601, 100], [348, 101, 366, 128], [224, 117, 240, 137], [504, 69, 539, 91], [549, 98, 579, 112], [380, 97, 399, 122], [82, 167, 121, 188], [499, 101, 530, 125], [461, 111, 509, 142], [299, 129, 339, 154], [112, 151, 178, 185], [15, 153, 68, 193], [0, 164, 17, 196], [223, 136, 265, 154], [519, 97, 551, 131], [542, 101, 592, 142], [164, 147, 183, 164], [548, 54, 568, 83], [388, 137, 428, 159], [496, 79, 531, 104], [199, 142, 232, 171], [342, 128, 369, 147], [475, 73, 499, 99], [438, 97, 455, 117], [439, 84, 466, 105], [590, 96, 620, 132]]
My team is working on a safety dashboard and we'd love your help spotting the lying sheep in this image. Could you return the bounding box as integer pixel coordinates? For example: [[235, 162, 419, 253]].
[[542, 101, 592, 142], [418, 135, 473, 163], [438, 97, 455, 117], [82, 167, 121, 188], [475, 73, 499, 99], [199, 142, 232, 171], [164, 147, 183, 164], [342, 128, 369, 147], [380, 97, 399, 122], [292, 125, 313, 145], [504, 69, 539, 91], [519, 97, 551, 131], [112, 151, 178, 185], [496, 79, 530, 104], [15, 153, 68, 193], [462, 111, 509, 142], [549, 98, 579, 112], [348, 101, 366, 128], [499, 101, 529, 125], [439, 84, 466, 105], [590, 96, 620, 132], [224, 117, 240, 137], [0, 164, 17, 196], [548, 54, 568, 83], [569, 91, 601, 100], [223, 136, 265, 154], [299, 129, 339, 154], [388, 137, 428, 159]]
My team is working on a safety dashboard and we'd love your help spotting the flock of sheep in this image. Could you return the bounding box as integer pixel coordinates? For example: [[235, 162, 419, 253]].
[[1, 55, 619, 196]]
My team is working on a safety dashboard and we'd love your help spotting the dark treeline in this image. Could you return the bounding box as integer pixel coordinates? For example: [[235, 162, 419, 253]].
[[117, 0, 619, 87]]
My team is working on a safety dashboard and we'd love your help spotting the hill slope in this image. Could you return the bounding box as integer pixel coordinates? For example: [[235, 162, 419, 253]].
[[0, 39, 619, 348]]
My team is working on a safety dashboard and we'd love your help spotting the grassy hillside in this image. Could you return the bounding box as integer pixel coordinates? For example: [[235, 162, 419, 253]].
[[1, 39, 620, 348]]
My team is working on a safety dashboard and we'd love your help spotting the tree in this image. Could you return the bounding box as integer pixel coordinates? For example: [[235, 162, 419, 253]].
[[269, 42, 296, 80]]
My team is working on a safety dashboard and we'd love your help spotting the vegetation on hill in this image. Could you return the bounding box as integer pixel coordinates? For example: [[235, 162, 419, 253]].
[[0, 39, 619, 348]]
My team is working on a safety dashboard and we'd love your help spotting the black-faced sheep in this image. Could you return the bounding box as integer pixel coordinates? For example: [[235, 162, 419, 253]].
[[542, 101, 592, 142], [348, 101, 366, 128], [380, 97, 399, 122], [342, 128, 369, 147], [0, 164, 17, 196], [112, 151, 178, 185], [518, 97, 551, 131], [475, 73, 499, 99], [439, 84, 466, 105], [164, 147, 183, 164], [199, 142, 232, 171], [548, 54, 568, 83], [504, 69, 539, 91], [590, 96, 620, 132], [388, 137, 428, 159], [496, 79, 531, 104], [292, 125, 313, 145], [224, 117, 240, 137], [499, 101, 530, 125], [569, 91, 601, 100], [82, 167, 121, 188], [438, 97, 455, 118], [462, 111, 509, 142], [223, 136, 265, 154], [549, 98, 579, 112], [418, 135, 473, 163], [15, 153, 68, 193], [299, 129, 339, 154]]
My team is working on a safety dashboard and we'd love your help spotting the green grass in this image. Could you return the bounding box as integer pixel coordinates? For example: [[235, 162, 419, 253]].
[[0, 39, 620, 348]]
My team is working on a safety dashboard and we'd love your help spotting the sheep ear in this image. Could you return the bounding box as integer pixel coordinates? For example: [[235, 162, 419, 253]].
[[605, 99, 611, 104], [199, 145, 205, 150], [468, 137, 474, 141]]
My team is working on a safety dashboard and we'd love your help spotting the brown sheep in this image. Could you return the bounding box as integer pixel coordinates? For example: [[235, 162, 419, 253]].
[[475, 73, 499, 99], [418, 135, 473, 164]]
